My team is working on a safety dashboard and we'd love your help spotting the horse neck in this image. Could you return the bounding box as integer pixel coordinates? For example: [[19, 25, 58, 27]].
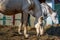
[[41, 3, 48, 18], [29, 0, 42, 17], [42, 3, 53, 15]]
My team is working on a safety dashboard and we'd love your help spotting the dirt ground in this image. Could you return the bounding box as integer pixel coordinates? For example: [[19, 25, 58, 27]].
[[0, 25, 60, 40]]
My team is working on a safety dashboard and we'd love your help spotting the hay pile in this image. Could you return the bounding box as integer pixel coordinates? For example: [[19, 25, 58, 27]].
[[0, 25, 60, 40]]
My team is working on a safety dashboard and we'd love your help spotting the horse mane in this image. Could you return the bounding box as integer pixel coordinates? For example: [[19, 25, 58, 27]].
[[41, 2, 57, 17], [45, 3, 54, 14]]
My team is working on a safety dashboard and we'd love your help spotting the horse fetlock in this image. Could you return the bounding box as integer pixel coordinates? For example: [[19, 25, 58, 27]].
[[36, 28, 40, 36], [18, 25, 22, 34], [37, 32, 39, 36], [18, 28, 22, 34], [40, 27, 44, 35], [18, 31, 22, 35], [24, 34, 29, 38], [24, 27, 28, 35]]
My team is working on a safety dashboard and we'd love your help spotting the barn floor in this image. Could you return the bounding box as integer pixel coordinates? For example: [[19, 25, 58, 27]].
[[0, 25, 60, 40]]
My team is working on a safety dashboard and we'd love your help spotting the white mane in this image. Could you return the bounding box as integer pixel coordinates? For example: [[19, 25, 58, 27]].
[[41, 3, 50, 15]]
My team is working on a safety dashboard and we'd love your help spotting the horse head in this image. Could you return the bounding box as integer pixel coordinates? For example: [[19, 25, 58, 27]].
[[41, 3, 59, 24]]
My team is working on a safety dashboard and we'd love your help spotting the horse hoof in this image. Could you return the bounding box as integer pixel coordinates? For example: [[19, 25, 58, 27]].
[[40, 34, 43, 36], [18, 32, 22, 35], [24, 34, 29, 39], [36, 34, 39, 37], [40, 33, 45, 36]]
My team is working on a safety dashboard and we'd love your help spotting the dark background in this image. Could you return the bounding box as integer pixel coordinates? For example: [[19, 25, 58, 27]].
[[55, 0, 60, 4]]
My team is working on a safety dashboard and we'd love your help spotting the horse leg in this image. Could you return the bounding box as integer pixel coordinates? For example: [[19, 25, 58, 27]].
[[23, 24, 29, 38], [23, 13, 29, 38], [18, 13, 23, 34], [18, 22, 22, 34], [39, 17, 44, 35], [40, 26, 44, 36], [35, 23, 39, 36], [34, 17, 40, 36], [38, 17, 44, 36]]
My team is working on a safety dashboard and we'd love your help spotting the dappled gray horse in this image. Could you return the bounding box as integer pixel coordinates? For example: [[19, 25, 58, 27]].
[[0, 0, 43, 38], [40, 3, 59, 25], [35, 3, 59, 36]]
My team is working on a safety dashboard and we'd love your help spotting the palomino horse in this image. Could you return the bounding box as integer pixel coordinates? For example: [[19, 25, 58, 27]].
[[35, 3, 59, 36], [0, 0, 43, 38]]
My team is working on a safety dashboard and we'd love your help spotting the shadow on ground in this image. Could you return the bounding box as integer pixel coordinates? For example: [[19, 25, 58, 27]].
[[46, 27, 60, 36]]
